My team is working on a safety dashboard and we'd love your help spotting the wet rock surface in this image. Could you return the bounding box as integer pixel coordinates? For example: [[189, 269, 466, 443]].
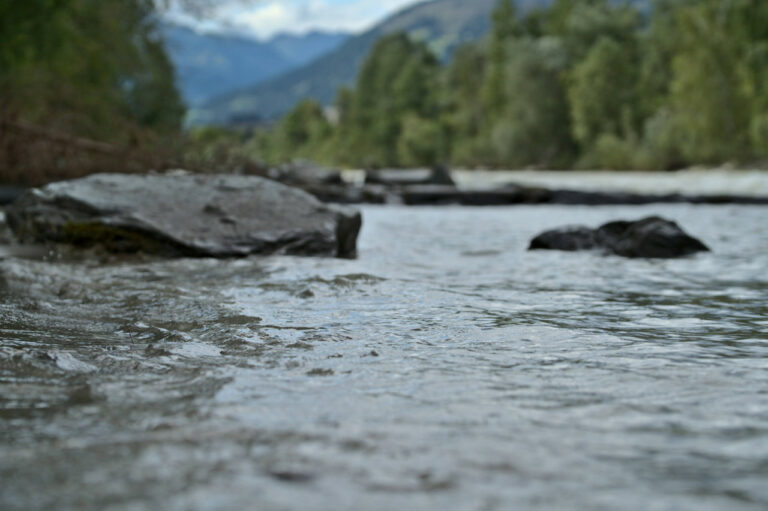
[[5, 173, 361, 258], [529, 216, 710, 258]]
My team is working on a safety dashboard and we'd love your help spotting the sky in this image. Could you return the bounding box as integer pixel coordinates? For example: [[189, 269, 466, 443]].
[[166, 0, 421, 39]]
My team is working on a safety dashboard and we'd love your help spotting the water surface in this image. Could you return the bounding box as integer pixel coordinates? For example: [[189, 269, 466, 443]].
[[1, 204, 767, 510]]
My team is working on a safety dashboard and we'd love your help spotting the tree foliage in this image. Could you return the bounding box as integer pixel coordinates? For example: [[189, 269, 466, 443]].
[[269, 100, 332, 163], [0, 0, 184, 144], [335, 34, 441, 167], [258, 0, 768, 170]]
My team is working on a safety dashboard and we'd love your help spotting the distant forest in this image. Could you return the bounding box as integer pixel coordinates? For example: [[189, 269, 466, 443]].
[[254, 0, 768, 170], [1, 0, 767, 184]]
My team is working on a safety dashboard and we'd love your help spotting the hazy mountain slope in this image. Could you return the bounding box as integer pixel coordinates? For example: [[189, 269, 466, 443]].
[[270, 31, 350, 64], [161, 24, 348, 106], [196, 0, 524, 124]]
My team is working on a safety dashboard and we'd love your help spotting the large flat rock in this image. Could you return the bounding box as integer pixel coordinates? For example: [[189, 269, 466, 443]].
[[5, 173, 361, 258]]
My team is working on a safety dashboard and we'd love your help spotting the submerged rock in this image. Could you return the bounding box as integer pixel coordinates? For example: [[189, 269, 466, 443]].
[[529, 216, 709, 258], [5, 173, 361, 258]]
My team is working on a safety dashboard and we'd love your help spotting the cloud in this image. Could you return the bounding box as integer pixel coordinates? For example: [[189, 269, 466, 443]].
[[235, 3, 295, 34], [168, 0, 419, 39]]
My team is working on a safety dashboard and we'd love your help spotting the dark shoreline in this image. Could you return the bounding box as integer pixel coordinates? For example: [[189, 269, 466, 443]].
[[303, 183, 768, 207]]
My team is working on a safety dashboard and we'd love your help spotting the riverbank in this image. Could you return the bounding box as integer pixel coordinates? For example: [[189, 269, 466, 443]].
[[4, 169, 768, 208], [310, 168, 768, 206]]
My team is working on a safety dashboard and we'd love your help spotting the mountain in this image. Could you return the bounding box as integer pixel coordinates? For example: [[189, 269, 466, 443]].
[[160, 24, 349, 107], [269, 31, 352, 64], [195, 0, 526, 124]]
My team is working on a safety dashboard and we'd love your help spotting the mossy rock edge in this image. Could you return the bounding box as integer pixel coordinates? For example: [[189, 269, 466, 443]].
[[61, 222, 185, 256]]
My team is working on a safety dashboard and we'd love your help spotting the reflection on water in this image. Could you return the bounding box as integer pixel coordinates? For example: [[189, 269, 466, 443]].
[[1, 204, 767, 510]]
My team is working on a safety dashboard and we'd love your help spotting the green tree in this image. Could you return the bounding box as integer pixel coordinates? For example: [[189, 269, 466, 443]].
[[0, 0, 184, 143], [568, 37, 640, 149], [443, 44, 488, 166], [339, 33, 440, 167], [545, 0, 640, 62], [261, 0, 768, 170], [481, 0, 518, 121], [665, 0, 752, 164], [731, 0, 768, 159], [270, 100, 332, 163], [495, 38, 576, 168], [397, 114, 443, 167]]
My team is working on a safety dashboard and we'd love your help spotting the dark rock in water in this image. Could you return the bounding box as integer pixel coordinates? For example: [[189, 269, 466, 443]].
[[0, 187, 26, 206], [276, 160, 344, 186], [546, 189, 677, 205], [600, 217, 710, 258], [505, 187, 768, 207], [5, 173, 361, 258], [302, 184, 390, 205], [529, 216, 709, 258], [529, 226, 600, 252], [428, 165, 455, 186], [402, 185, 550, 206], [365, 166, 456, 187]]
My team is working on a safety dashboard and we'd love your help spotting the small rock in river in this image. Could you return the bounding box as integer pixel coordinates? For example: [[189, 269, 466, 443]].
[[268, 470, 315, 483], [296, 288, 315, 299], [306, 368, 334, 376], [529, 216, 710, 258], [67, 383, 96, 406]]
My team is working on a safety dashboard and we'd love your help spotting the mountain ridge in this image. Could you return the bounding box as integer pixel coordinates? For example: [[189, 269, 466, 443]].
[[160, 23, 349, 107]]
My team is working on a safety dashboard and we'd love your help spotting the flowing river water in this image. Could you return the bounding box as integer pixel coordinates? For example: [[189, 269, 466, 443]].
[[1, 203, 767, 510]]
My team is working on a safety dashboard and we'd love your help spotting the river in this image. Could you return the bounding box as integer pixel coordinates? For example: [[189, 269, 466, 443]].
[[1, 202, 767, 510]]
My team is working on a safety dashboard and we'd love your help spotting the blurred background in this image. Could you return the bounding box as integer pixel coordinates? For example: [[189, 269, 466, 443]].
[[2, 0, 767, 186]]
